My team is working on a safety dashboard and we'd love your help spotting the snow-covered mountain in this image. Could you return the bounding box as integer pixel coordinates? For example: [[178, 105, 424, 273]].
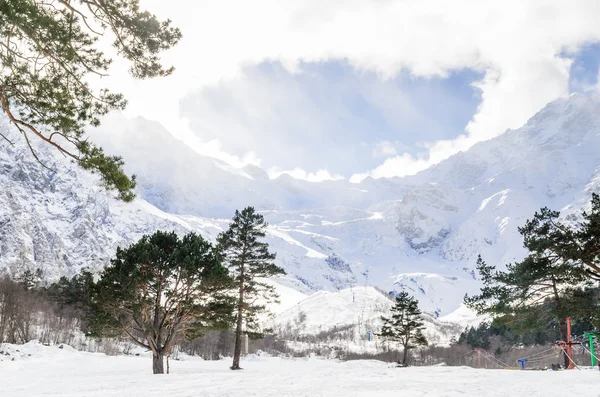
[[275, 286, 463, 346], [1, 93, 599, 318]]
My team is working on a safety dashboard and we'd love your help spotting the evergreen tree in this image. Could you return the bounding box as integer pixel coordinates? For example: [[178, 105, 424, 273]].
[[217, 207, 286, 370], [378, 291, 428, 366], [456, 322, 530, 353], [458, 323, 492, 350], [575, 193, 600, 279], [46, 269, 95, 328], [465, 253, 593, 367], [0, 1, 181, 201], [466, 193, 600, 367], [519, 193, 600, 280], [89, 231, 234, 374]]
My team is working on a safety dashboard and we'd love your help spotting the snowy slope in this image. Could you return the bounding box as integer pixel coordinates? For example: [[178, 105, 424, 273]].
[[1, 94, 600, 319], [3, 341, 600, 397], [275, 286, 463, 346], [261, 278, 308, 315], [439, 304, 485, 328]]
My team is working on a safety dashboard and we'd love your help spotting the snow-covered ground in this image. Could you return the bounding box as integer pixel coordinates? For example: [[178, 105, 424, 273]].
[[1, 342, 599, 397]]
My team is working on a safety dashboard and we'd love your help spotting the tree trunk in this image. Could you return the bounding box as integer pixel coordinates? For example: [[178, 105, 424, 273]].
[[153, 351, 165, 374], [231, 269, 245, 370], [402, 344, 409, 366], [231, 304, 244, 369], [559, 320, 569, 368], [552, 277, 569, 369]]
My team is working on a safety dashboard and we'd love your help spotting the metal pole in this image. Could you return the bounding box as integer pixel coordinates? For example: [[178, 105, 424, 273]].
[[584, 332, 597, 367], [567, 317, 574, 370]]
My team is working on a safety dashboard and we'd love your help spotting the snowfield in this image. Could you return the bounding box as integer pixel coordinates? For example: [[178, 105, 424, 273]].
[[1, 342, 600, 397]]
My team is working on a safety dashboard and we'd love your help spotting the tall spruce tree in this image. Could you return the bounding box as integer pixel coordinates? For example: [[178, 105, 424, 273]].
[[89, 231, 234, 374], [217, 207, 286, 370], [0, 1, 181, 201], [378, 291, 428, 366]]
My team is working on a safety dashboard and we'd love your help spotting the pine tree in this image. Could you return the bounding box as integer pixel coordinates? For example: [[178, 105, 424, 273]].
[[464, 194, 600, 365], [217, 207, 286, 370], [465, 253, 592, 368], [576, 193, 600, 278], [89, 231, 234, 374], [378, 291, 428, 366], [46, 269, 95, 327], [518, 193, 600, 280], [0, 1, 181, 201]]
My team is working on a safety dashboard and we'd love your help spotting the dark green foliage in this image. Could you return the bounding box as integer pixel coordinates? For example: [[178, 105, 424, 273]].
[[47, 270, 94, 306], [458, 322, 493, 350], [518, 193, 600, 280], [46, 269, 96, 332], [217, 206, 286, 370], [457, 322, 552, 353], [464, 254, 590, 339], [577, 193, 600, 278], [88, 231, 234, 374], [378, 291, 428, 365], [0, 0, 181, 201], [465, 195, 600, 334]]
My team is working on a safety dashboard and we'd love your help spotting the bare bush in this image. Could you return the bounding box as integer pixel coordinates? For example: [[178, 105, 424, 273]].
[[0, 276, 83, 347]]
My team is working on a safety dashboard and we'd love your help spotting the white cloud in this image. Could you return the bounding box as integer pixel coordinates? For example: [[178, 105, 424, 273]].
[[268, 167, 344, 182], [167, 117, 262, 168], [363, 136, 474, 179], [372, 141, 398, 158], [97, 0, 600, 180]]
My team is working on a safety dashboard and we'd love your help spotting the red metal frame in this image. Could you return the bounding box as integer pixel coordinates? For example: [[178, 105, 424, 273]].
[[557, 317, 580, 369]]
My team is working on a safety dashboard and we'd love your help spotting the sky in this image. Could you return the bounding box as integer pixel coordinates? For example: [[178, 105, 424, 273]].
[[96, 0, 600, 182]]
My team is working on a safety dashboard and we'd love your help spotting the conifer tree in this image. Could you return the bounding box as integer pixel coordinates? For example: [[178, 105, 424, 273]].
[[574, 192, 600, 278], [46, 269, 95, 326], [378, 291, 428, 366], [217, 207, 286, 370], [89, 231, 234, 374], [0, 1, 181, 201], [465, 193, 600, 367], [465, 253, 593, 368], [519, 193, 600, 280]]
